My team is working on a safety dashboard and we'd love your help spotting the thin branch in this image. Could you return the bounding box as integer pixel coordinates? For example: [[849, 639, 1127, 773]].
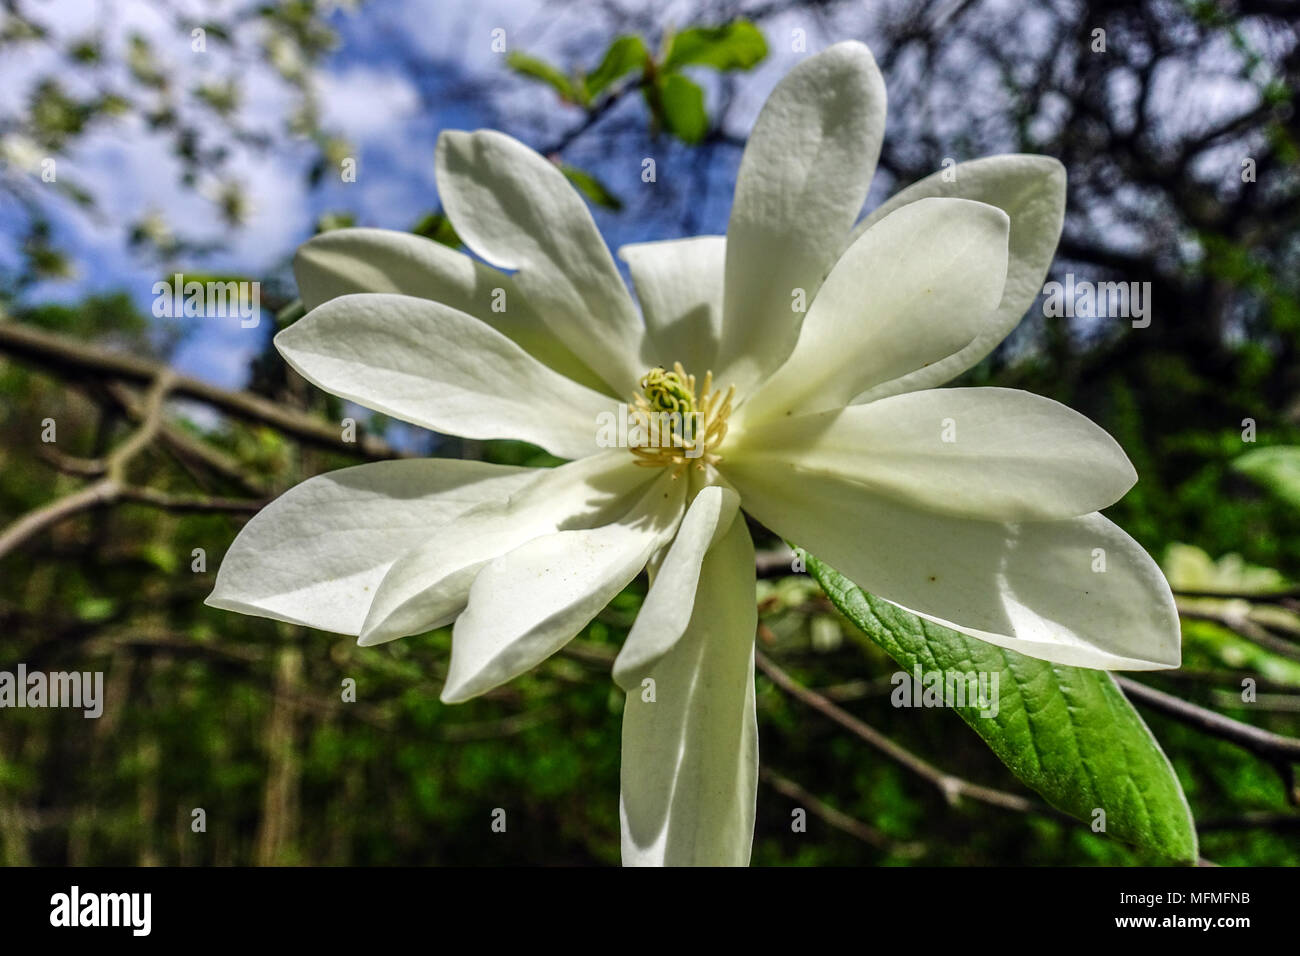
[[755, 649, 1064, 819], [116, 487, 267, 513], [1132, 668, 1300, 694], [103, 381, 270, 496], [759, 766, 925, 856], [0, 319, 406, 460], [1115, 676, 1300, 804], [37, 445, 107, 477], [0, 477, 121, 561], [755, 546, 798, 577], [1178, 602, 1300, 663], [0, 371, 265, 559], [535, 78, 647, 157], [104, 368, 175, 474], [1174, 587, 1300, 601], [1197, 812, 1300, 833]]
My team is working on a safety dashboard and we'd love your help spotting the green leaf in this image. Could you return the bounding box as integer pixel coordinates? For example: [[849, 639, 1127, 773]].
[[140, 543, 180, 575], [75, 596, 117, 623], [663, 21, 767, 72], [584, 35, 648, 100], [410, 211, 462, 248], [657, 72, 708, 143], [806, 554, 1198, 864], [506, 51, 576, 102], [559, 164, 623, 210], [1162, 542, 1291, 596], [1233, 445, 1300, 509]]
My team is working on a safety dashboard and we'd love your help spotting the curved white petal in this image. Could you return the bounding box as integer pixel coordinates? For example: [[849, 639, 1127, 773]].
[[726, 463, 1179, 670], [620, 236, 725, 372], [738, 198, 1009, 425], [275, 293, 616, 460], [718, 41, 887, 393], [436, 129, 644, 395], [849, 155, 1067, 402], [612, 485, 741, 691], [294, 227, 609, 392], [441, 473, 686, 703], [205, 459, 535, 635], [620, 513, 758, 865], [729, 387, 1136, 522], [359, 452, 650, 645]]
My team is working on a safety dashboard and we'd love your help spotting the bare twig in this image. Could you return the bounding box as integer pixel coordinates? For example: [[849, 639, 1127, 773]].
[[759, 766, 924, 856], [1174, 587, 1300, 601], [1115, 676, 1300, 804], [1178, 602, 1300, 663], [0, 478, 122, 561], [37, 445, 107, 477], [755, 546, 798, 577], [0, 372, 265, 559], [0, 319, 406, 460], [103, 381, 270, 496], [1209, 691, 1300, 713], [116, 487, 266, 513], [1197, 812, 1300, 832], [755, 650, 1064, 819]]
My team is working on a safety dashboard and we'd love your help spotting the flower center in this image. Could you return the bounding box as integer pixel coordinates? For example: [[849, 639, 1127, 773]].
[[629, 362, 736, 474]]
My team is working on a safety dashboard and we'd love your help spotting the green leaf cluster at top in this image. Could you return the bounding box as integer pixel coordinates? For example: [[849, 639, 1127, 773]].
[[507, 20, 767, 146]]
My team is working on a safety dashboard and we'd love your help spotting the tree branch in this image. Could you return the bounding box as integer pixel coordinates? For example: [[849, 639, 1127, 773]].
[[1115, 676, 1300, 804], [755, 649, 1067, 819], [0, 371, 265, 559], [759, 766, 924, 856], [0, 319, 406, 460]]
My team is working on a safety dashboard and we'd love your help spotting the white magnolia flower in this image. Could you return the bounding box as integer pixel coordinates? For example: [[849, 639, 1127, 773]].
[[208, 41, 1180, 866]]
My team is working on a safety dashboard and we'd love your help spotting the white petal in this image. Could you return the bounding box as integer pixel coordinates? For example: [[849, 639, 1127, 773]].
[[436, 129, 644, 395], [738, 198, 1009, 425], [726, 464, 1179, 670], [620, 514, 758, 866], [275, 293, 616, 460], [612, 485, 741, 691], [441, 473, 686, 703], [205, 459, 535, 634], [729, 387, 1135, 522], [359, 452, 650, 645], [849, 155, 1067, 402], [619, 236, 725, 372], [294, 227, 609, 392], [718, 41, 886, 393]]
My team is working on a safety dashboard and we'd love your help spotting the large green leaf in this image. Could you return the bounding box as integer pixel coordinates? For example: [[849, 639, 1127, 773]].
[[1233, 445, 1300, 509], [663, 21, 767, 72], [584, 35, 647, 100], [657, 72, 708, 143], [806, 554, 1198, 863]]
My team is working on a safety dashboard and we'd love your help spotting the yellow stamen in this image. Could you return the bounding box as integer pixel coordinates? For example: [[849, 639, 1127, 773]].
[[629, 361, 736, 476]]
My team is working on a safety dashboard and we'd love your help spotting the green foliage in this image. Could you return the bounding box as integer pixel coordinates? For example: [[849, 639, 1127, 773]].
[[1163, 542, 1292, 595], [656, 73, 708, 143], [663, 21, 768, 71], [559, 164, 624, 210], [584, 35, 649, 100], [409, 211, 462, 248], [509, 20, 766, 144], [506, 51, 578, 103], [807, 555, 1199, 864], [1233, 446, 1300, 509]]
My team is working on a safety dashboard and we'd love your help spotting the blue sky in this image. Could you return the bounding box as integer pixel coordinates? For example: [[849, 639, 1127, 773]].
[[1, 0, 857, 397], [7, 0, 1264, 406]]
